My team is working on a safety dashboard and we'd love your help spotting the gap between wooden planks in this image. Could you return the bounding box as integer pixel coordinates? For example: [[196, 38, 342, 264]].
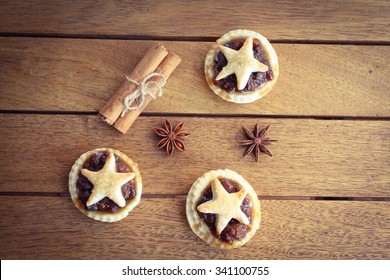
[[0, 0, 389, 42], [0, 38, 389, 117], [0, 196, 389, 260], [0, 114, 388, 197]]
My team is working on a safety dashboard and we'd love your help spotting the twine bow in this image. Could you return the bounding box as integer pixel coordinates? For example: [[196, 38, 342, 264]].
[[121, 73, 166, 117]]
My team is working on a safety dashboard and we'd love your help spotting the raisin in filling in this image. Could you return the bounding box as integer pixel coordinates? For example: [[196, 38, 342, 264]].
[[212, 39, 273, 93], [76, 151, 136, 213], [197, 179, 252, 244]]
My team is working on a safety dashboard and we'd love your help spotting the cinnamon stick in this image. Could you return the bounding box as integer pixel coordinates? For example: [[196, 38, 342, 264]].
[[99, 42, 168, 125], [113, 51, 182, 134]]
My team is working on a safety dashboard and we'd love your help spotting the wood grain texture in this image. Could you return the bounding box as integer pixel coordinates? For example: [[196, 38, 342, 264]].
[[0, 196, 389, 259], [0, 38, 389, 117], [1, 114, 389, 197], [0, 0, 389, 42]]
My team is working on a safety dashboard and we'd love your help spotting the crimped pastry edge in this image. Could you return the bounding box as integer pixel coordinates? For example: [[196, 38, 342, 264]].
[[186, 169, 261, 249], [68, 147, 142, 222], [205, 29, 279, 104]]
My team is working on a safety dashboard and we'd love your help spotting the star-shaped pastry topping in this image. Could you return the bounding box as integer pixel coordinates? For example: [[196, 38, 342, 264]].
[[81, 153, 135, 208], [216, 37, 269, 90], [197, 178, 249, 235]]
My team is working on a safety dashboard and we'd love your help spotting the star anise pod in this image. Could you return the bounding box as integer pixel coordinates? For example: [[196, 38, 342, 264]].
[[240, 124, 277, 162], [154, 120, 190, 156]]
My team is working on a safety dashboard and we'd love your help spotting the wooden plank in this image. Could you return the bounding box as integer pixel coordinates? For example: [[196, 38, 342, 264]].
[[0, 0, 389, 42], [0, 197, 389, 259], [0, 38, 389, 117], [0, 114, 389, 197]]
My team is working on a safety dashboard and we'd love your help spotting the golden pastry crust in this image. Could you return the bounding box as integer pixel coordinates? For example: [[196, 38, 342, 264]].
[[186, 169, 261, 249], [69, 148, 142, 222], [205, 29, 279, 104]]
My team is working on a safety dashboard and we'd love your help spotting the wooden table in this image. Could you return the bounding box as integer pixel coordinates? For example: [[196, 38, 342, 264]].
[[0, 0, 389, 260]]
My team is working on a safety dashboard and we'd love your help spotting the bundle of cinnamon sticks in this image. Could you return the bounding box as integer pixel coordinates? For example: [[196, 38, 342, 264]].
[[99, 42, 181, 134]]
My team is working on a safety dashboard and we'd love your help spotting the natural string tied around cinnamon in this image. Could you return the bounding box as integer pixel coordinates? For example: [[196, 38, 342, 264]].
[[121, 72, 167, 117]]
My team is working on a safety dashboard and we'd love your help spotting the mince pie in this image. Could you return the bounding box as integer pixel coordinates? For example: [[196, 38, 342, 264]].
[[69, 148, 142, 222], [186, 169, 261, 249], [205, 29, 279, 103]]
